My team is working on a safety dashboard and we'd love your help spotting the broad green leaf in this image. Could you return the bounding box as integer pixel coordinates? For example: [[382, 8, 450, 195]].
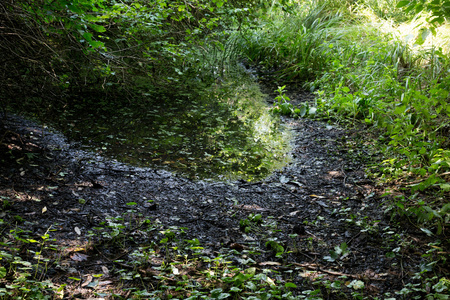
[[68, 4, 84, 14], [299, 105, 307, 117], [415, 3, 424, 13], [415, 28, 431, 45]]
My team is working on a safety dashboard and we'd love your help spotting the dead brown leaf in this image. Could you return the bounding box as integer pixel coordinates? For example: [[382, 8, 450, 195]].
[[71, 253, 89, 262]]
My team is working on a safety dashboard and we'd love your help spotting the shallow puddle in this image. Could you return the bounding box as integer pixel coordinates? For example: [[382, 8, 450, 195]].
[[42, 79, 292, 181]]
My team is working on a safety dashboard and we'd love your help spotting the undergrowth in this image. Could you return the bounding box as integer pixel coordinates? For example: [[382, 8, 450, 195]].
[[239, 0, 450, 237], [1, 0, 449, 298]]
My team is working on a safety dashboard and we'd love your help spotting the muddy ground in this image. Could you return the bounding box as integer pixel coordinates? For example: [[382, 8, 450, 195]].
[[0, 89, 444, 299]]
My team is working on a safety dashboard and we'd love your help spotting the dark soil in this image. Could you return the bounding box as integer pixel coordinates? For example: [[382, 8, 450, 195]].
[[0, 88, 442, 299]]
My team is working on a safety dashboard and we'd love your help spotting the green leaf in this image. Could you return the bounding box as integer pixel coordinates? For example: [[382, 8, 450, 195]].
[[299, 105, 307, 117], [0, 267, 6, 278], [415, 3, 424, 13], [82, 32, 93, 41], [285, 282, 297, 288], [394, 105, 407, 115], [404, 4, 416, 13], [68, 4, 84, 15], [89, 41, 105, 49], [396, 0, 410, 8], [439, 203, 450, 214], [90, 24, 106, 33], [415, 28, 431, 45], [69, 277, 81, 281]]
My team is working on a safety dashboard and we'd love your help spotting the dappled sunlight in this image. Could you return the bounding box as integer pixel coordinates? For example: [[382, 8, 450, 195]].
[[354, 6, 450, 57]]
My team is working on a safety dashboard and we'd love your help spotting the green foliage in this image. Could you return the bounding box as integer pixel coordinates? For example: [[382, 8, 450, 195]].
[[397, 0, 450, 26], [238, 1, 341, 82], [1, 0, 271, 114], [238, 0, 450, 234], [271, 86, 296, 116], [359, 0, 412, 22], [323, 242, 349, 262], [270, 86, 316, 118]]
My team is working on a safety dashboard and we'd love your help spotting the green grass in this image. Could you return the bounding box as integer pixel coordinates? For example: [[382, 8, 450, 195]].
[[237, 0, 450, 235]]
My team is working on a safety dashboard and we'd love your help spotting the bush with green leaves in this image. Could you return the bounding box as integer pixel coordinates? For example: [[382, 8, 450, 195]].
[[1, 0, 274, 115]]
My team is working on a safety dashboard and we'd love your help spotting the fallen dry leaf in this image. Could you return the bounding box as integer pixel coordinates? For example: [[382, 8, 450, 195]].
[[98, 280, 113, 286], [81, 274, 93, 287], [229, 243, 244, 251], [71, 253, 89, 262], [259, 261, 281, 266], [101, 266, 109, 276]]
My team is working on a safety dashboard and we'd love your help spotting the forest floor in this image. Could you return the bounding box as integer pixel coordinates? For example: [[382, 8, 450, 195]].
[[0, 87, 445, 299]]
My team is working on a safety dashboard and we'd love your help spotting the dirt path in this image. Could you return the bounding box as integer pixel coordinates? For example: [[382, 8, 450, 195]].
[[0, 99, 434, 298]]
